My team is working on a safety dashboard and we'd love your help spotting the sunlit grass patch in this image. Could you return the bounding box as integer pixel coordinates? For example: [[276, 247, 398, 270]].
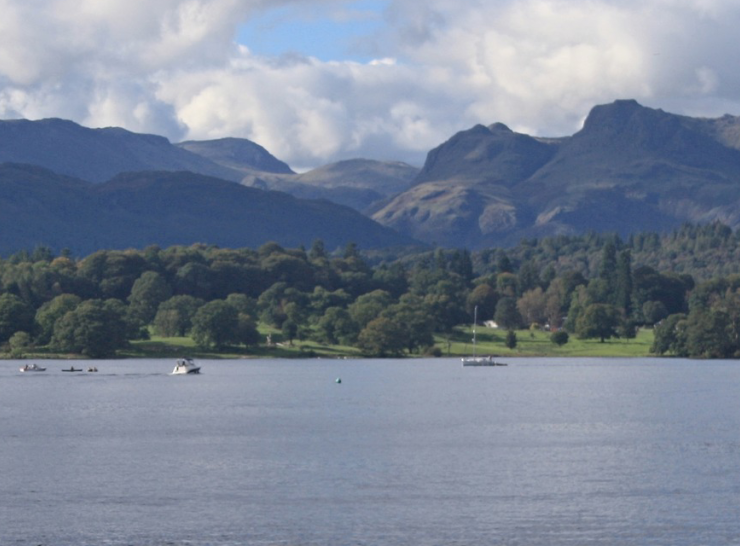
[[437, 326, 654, 358]]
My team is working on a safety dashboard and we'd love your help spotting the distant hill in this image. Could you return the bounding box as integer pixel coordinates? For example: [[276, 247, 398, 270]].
[[0, 118, 242, 183], [7, 103, 740, 252], [0, 118, 412, 220], [373, 100, 740, 247], [0, 164, 419, 256], [176, 137, 295, 175], [243, 159, 419, 212]]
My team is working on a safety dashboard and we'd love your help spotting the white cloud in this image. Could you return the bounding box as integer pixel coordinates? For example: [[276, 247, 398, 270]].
[[1, 0, 739, 169], [380, 0, 740, 136]]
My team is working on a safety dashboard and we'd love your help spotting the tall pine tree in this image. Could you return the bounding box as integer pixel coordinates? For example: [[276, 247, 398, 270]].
[[615, 250, 633, 315]]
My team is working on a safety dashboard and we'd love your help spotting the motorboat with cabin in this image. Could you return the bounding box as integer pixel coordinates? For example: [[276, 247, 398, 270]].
[[172, 357, 201, 375]]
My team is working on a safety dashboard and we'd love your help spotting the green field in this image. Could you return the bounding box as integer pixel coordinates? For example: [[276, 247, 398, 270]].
[[5, 325, 656, 360], [439, 326, 655, 358], [124, 326, 654, 359]]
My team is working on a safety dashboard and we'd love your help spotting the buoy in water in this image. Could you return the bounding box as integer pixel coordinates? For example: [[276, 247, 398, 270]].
[[335, 377, 342, 384]]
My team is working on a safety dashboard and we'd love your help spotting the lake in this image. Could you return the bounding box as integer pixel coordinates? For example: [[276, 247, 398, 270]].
[[2, 357, 740, 545]]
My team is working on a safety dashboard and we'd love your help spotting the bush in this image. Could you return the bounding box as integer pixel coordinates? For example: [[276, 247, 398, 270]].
[[425, 346, 443, 357], [550, 330, 569, 346]]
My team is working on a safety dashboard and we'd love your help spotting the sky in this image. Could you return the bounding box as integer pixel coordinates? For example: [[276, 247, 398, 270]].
[[0, 0, 739, 170]]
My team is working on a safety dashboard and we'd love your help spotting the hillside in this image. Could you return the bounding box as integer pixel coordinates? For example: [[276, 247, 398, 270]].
[[0, 118, 243, 183], [242, 159, 419, 212], [373, 100, 740, 247], [6, 103, 740, 251], [0, 118, 417, 213], [0, 164, 419, 255]]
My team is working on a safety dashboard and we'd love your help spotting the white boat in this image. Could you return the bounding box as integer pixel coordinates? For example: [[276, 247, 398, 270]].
[[463, 355, 507, 366], [20, 363, 46, 372], [461, 306, 507, 367], [172, 357, 201, 375]]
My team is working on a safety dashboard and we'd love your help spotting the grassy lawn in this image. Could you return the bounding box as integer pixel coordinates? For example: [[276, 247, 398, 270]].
[[125, 326, 654, 359], [4, 326, 655, 360], [123, 327, 363, 360], [436, 326, 655, 358]]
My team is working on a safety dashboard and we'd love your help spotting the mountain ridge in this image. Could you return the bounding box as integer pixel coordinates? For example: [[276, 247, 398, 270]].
[[241, 158, 419, 213], [4, 101, 740, 251], [0, 118, 247, 183], [0, 164, 419, 255], [372, 100, 740, 247]]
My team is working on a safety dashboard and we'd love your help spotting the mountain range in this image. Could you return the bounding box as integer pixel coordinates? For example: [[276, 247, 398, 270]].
[[373, 100, 740, 247], [0, 164, 416, 256], [1, 99, 740, 255]]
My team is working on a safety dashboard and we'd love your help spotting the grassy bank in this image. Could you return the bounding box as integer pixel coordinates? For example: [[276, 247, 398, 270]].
[[4, 326, 655, 360], [438, 327, 655, 358], [121, 326, 655, 359]]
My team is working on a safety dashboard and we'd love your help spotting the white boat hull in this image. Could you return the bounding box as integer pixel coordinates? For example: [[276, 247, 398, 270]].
[[172, 367, 200, 375], [172, 358, 201, 375], [461, 306, 507, 367], [461, 357, 507, 367]]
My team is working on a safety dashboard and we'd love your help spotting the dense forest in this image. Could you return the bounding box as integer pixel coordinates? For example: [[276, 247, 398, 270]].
[[2, 222, 740, 359]]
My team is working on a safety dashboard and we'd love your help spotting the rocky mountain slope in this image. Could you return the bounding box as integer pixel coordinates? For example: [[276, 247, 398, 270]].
[[372, 100, 740, 247]]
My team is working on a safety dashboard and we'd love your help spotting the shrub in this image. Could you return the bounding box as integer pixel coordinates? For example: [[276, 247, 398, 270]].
[[551, 330, 569, 346]]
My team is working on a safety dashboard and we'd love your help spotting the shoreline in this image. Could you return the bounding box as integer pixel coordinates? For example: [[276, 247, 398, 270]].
[[1, 327, 657, 360]]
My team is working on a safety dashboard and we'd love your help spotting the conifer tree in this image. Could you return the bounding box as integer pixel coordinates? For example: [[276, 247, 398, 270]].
[[615, 250, 633, 315]]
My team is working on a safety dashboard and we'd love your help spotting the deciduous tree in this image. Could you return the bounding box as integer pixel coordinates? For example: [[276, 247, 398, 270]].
[[356, 317, 406, 357], [51, 299, 129, 358], [190, 300, 240, 350], [128, 271, 172, 324], [35, 294, 81, 345], [0, 293, 34, 343], [154, 295, 204, 337], [576, 303, 621, 342]]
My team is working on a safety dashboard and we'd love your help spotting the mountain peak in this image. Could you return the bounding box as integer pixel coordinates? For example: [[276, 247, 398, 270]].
[[580, 99, 648, 133], [177, 137, 294, 175], [414, 120, 557, 186], [488, 122, 513, 133]]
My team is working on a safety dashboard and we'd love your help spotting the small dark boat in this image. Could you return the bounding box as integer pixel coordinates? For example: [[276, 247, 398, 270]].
[[62, 367, 82, 372]]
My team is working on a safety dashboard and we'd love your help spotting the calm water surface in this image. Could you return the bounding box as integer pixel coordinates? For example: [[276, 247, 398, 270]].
[[2, 357, 740, 545]]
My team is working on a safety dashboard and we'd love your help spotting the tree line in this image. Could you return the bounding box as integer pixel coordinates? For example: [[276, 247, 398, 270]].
[[2, 223, 740, 358]]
